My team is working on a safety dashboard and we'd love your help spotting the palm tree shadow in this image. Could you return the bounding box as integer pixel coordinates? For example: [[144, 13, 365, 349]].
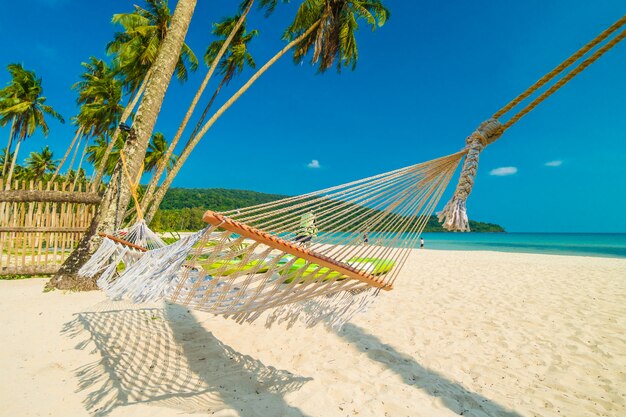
[[63, 301, 311, 417], [339, 323, 523, 417]]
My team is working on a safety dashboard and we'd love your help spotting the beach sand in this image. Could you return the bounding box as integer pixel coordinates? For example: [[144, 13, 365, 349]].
[[0, 250, 624, 417]]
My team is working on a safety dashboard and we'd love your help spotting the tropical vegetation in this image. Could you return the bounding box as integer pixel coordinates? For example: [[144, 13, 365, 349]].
[[149, 188, 505, 233], [0, 0, 399, 289], [0, 63, 64, 186]]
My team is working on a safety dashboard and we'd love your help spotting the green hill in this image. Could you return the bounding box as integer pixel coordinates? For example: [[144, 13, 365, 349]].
[[150, 188, 505, 233]]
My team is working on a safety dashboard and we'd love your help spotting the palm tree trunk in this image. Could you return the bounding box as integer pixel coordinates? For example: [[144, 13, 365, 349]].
[[47, 0, 198, 291], [141, 76, 226, 216], [72, 138, 89, 189], [91, 68, 153, 188], [2, 117, 16, 177], [67, 134, 84, 173], [140, 1, 254, 212], [143, 20, 321, 223], [51, 127, 83, 182], [5, 139, 22, 189]]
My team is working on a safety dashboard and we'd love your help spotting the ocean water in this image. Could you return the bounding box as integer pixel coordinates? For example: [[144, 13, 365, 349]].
[[419, 233, 626, 259]]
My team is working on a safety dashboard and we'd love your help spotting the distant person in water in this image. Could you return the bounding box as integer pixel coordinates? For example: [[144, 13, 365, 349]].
[[363, 232, 369, 245], [420, 237, 425, 248]]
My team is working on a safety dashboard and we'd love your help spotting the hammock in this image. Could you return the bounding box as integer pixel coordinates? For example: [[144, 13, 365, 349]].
[[97, 15, 626, 328], [78, 219, 166, 284], [79, 151, 167, 282]]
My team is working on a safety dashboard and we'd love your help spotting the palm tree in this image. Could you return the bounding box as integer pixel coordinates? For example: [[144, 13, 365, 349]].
[[0, 64, 64, 188], [51, 120, 83, 182], [0, 148, 12, 174], [67, 168, 87, 185], [49, 0, 198, 290], [92, 0, 199, 187], [143, 0, 389, 222], [86, 134, 124, 177], [25, 145, 57, 178], [144, 132, 176, 173], [0, 65, 25, 177], [52, 56, 124, 181], [0, 64, 41, 177], [108, 0, 199, 86], [52, 58, 124, 183], [76, 66, 124, 135], [141, 9, 259, 212]]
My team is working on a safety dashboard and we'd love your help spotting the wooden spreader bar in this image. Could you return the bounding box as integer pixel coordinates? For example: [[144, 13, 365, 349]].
[[98, 232, 148, 252], [202, 210, 393, 291]]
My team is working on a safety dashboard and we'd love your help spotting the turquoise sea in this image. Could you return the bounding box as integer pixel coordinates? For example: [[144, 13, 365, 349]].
[[419, 233, 626, 259]]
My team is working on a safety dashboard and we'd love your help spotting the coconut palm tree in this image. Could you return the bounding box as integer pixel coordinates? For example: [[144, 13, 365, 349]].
[[77, 71, 124, 138], [0, 64, 64, 187], [0, 64, 26, 177], [56, 58, 124, 182], [144, 132, 176, 173], [49, 0, 198, 290], [0, 148, 12, 174], [92, 0, 199, 187], [67, 168, 87, 185], [141, 10, 259, 212], [108, 0, 199, 86], [142, 0, 389, 222], [25, 145, 57, 178], [52, 57, 115, 181], [51, 120, 83, 182], [86, 134, 125, 177], [0, 64, 43, 177]]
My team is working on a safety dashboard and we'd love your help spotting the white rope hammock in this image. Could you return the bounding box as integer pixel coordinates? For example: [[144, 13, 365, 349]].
[[100, 151, 464, 327], [94, 15, 625, 328], [79, 219, 167, 285]]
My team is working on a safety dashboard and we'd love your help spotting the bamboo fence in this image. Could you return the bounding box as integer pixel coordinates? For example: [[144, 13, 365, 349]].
[[0, 179, 101, 276]]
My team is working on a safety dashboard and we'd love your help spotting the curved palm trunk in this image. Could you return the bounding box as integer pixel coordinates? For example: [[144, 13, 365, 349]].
[[72, 138, 89, 188], [48, 0, 198, 291], [2, 117, 16, 177], [51, 127, 83, 182], [140, 1, 254, 212], [141, 76, 226, 216], [5, 139, 22, 189], [67, 134, 84, 174], [91, 68, 152, 188], [143, 21, 321, 222]]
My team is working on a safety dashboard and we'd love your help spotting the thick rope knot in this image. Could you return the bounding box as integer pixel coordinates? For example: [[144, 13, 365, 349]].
[[466, 118, 504, 149], [438, 118, 503, 232]]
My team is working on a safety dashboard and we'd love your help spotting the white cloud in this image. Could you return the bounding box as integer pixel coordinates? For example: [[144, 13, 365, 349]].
[[307, 159, 321, 169], [489, 166, 518, 176], [544, 160, 563, 167]]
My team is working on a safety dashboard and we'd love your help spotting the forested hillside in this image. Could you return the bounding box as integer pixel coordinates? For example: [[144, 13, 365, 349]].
[[150, 188, 505, 232]]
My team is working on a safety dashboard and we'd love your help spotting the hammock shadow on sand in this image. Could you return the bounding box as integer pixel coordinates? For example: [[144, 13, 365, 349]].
[[338, 323, 523, 417], [62, 302, 311, 417]]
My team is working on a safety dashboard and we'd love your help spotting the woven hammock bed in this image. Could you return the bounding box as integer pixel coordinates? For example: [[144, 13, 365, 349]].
[[91, 15, 626, 328]]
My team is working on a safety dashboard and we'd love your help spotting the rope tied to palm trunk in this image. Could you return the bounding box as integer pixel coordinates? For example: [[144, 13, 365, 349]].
[[437, 118, 503, 231]]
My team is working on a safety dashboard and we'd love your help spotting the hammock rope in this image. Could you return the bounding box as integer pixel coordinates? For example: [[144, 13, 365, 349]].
[[95, 14, 626, 328], [102, 152, 462, 327], [439, 16, 626, 231], [79, 152, 166, 282]]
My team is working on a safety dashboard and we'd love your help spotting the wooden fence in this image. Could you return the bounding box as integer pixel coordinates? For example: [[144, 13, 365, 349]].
[[0, 180, 101, 275]]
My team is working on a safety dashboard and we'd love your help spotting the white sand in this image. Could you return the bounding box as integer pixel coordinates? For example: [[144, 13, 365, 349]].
[[1, 250, 625, 417]]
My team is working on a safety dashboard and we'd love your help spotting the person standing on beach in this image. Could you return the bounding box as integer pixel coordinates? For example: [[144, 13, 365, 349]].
[[420, 237, 425, 248]]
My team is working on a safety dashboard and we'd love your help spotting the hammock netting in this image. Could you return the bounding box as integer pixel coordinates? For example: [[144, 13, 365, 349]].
[[99, 152, 465, 327], [89, 14, 625, 328], [78, 219, 166, 285]]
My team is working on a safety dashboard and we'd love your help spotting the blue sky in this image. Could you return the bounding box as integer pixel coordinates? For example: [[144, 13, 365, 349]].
[[0, 0, 625, 232]]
